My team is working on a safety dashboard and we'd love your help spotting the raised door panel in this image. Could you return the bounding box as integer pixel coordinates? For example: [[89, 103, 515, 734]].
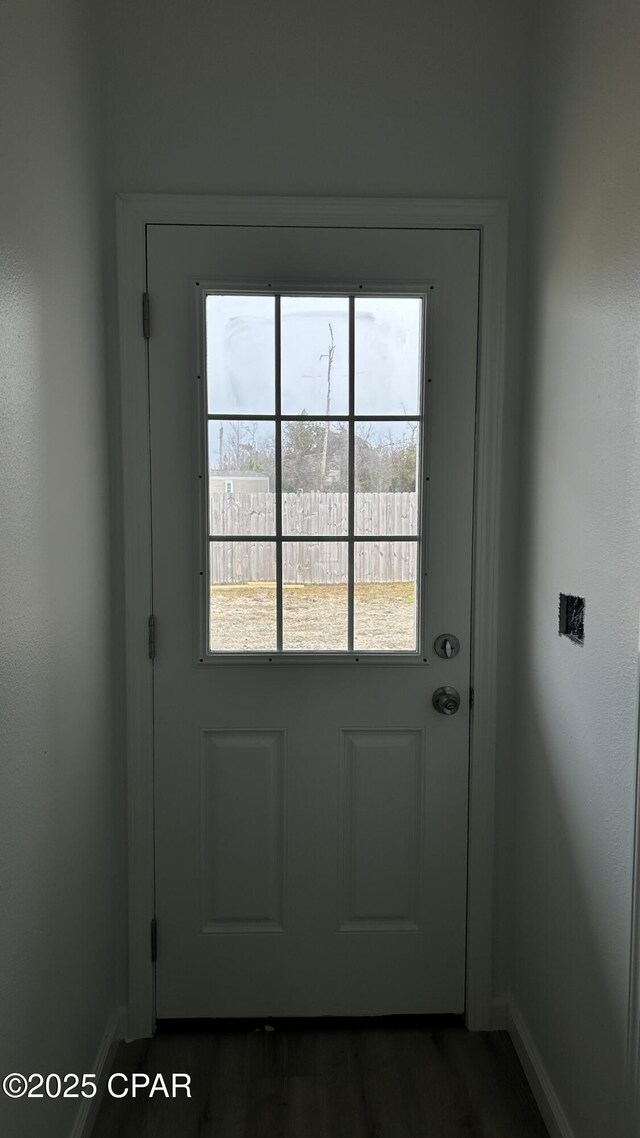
[[201, 729, 286, 932], [340, 729, 423, 931]]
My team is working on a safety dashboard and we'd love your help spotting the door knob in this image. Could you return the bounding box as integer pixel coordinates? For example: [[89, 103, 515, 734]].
[[432, 686, 461, 715]]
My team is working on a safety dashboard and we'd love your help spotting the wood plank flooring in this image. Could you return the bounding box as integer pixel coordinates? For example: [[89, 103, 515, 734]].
[[91, 1023, 549, 1138]]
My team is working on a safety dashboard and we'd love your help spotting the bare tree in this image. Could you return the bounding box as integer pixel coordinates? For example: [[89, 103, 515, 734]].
[[319, 323, 335, 484]]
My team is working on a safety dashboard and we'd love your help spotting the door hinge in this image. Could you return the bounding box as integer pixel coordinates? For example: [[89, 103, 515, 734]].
[[142, 291, 150, 340], [469, 687, 474, 710], [150, 917, 158, 963], [148, 614, 156, 660]]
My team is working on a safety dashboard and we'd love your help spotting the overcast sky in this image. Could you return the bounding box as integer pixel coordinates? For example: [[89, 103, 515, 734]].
[[206, 294, 423, 418]]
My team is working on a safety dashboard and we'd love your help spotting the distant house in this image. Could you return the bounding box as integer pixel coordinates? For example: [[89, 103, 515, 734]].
[[209, 470, 271, 494]]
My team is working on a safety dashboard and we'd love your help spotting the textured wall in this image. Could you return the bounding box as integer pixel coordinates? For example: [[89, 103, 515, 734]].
[[101, 0, 530, 201], [513, 1, 640, 1134], [0, 2, 120, 1135]]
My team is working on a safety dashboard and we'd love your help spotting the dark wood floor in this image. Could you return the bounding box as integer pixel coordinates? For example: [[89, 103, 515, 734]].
[[91, 1022, 549, 1137]]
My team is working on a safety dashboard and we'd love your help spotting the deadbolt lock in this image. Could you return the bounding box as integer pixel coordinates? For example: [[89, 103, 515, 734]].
[[432, 686, 461, 715], [434, 634, 460, 659]]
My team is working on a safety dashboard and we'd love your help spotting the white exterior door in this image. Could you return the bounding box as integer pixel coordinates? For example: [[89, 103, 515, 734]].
[[148, 223, 479, 1018]]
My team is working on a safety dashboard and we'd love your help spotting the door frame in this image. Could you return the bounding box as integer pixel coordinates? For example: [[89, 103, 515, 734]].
[[116, 194, 508, 1040], [629, 695, 640, 1130]]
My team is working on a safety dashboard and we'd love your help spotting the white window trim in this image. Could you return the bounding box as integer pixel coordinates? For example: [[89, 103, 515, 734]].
[[116, 194, 508, 1039]]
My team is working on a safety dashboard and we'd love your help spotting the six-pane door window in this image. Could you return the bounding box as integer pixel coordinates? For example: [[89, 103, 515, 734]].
[[205, 293, 425, 653]]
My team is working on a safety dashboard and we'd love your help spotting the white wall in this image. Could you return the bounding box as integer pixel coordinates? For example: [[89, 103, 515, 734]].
[[99, 0, 532, 1009], [513, 1, 640, 1134], [0, 2, 121, 1136]]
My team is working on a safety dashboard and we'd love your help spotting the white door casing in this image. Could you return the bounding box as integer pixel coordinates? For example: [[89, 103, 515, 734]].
[[116, 196, 508, 1037]]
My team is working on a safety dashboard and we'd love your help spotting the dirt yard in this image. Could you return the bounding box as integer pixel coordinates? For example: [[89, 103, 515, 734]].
[[210, 583, 416, 652]]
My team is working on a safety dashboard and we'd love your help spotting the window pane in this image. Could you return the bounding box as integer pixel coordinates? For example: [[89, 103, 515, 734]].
[[281, 296, 349, 415], [208, 420, 275, 535], [282, 541, 348, 650], [355, 421, 419, 536], [354, 541, 418, 651], [282, 420, 348, 536], [206, 294, 275, 414], [209, 542, 276, 651], [355, 297, 423, 415]]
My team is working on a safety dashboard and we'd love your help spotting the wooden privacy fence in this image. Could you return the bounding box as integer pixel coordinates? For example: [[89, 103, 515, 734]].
[[209, 492, 418, 584]]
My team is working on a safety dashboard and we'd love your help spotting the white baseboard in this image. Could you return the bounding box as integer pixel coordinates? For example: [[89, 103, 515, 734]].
[[69, 1006, 126, 1138], [491, 994, 509, 1030], [505, 999, 575, 1138]]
